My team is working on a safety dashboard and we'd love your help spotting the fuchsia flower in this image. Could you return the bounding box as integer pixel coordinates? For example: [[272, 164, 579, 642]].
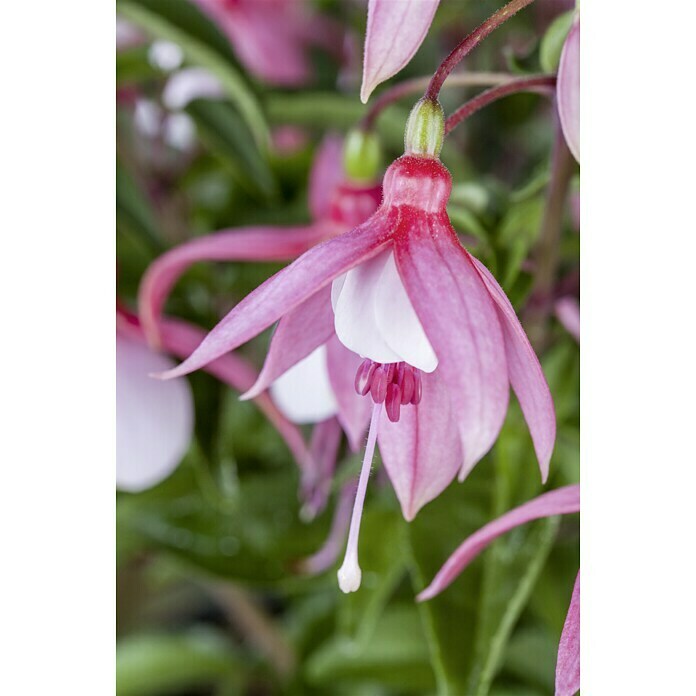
[[417, 484, 580, 696], [193, 0, 338, 87], [138, 136, 382, 516], [153, 100, 555, 592], [557, 13, 580, 161], [361, 0, 440, 102]]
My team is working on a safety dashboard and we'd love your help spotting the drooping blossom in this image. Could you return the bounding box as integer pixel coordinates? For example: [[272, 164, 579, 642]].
[[138, 136, 381, 516], [193, 0, 341, 87], [557, 13, 579, 161], [117, 326, 194, 492], [417, 485, 579, 696], [117, 308, 311, 483], [153, 99, 555, 592], [361, 0, 440, 103]]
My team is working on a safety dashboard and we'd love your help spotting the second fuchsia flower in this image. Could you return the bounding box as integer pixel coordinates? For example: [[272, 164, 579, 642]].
[[154, 97, 556, 592]]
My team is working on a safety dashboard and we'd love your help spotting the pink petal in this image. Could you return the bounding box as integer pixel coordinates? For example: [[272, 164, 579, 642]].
[[326, 334, 372, 452], [555, 296, 580, 343], [556, 571, 580, 696], [396, 220, 509, 477], [299, 479, 355, 573], [156, 210, 398, 380], [468, 253, 556, 482], [243, 287, 336, 400], [360, 0, 440, 103], [308, 135, 345, 221], [302, 418, 344, 520], [378, 370, 462, 521], [116, 334, 194, 492], [138, 224, 329, 348], [418, 484, 579, 600], [558, 16, 580, 162]]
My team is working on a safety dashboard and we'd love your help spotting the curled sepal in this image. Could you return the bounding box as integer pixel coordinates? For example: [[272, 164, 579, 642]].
[[418, 485, 579, 601], [556, 571, 581, 696]]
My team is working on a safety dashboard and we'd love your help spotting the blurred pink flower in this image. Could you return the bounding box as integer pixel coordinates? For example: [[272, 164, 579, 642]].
[[417, 484, 580, 696], [193, 0, 337, 86], [154, 150, 555, 590], [555, 296, 580, 342], [360, 0, 440, 102], [558, 14, 579, 161]]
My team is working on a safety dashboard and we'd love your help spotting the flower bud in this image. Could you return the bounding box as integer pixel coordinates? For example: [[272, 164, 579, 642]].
[[540, 10, 574, 73], [343, 128, 382, 183], [404, 98, 444, 158]]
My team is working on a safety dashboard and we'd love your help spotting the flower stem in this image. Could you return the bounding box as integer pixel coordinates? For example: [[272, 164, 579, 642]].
[[526, 125, 575, 349], [444, 75, 556, 135], [424, 0, 537, 102], [360, 72, 513, 131]]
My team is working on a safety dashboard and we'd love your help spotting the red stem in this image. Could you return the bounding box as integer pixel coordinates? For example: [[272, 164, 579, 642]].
[[444, 74, 556, 135], [424, 0, 537, 101], [359, 72, 512, 131]]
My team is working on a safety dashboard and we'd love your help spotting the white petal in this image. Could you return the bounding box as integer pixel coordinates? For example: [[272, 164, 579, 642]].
[[332, 249, 437, 371], [162, 68, 224, 111], [117, 336, 194, 492], [374, 252, 438, 372], [270, 345, 339, 424], [148, 40, 184, 72], [164, 113, 196, 151], [133, 99, 162, 138], [332, 251, 403, 364]]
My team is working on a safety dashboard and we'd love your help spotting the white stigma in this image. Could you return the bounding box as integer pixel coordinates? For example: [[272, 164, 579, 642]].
[[336, 403, 382, 594], [337, 553, 362, 593]]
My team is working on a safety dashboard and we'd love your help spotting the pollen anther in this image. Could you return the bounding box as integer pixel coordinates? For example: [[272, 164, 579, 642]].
[[354, 359, 422, 422]]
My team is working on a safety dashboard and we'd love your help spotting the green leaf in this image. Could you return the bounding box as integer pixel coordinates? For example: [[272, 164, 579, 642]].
[[185, 98, 275, 198], [405, 413, 560, 696], [116, 162, 163, 253], [117, 0, 269, 148], [496, 196, 545, 288], [337, 503, 407, 643], [265, 92, 409, 152], [305, 605, 436, 693], [116, 628, 243, 696], [117, 455, 330, 587], [116, 45, 159, 86]]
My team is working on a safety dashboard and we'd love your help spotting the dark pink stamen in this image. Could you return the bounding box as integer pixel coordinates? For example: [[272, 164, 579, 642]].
[[400, 367, 415, 404], [411, 370, 423, 405], [354, 360, 423, 422], [355, 359, 378, 396], [385, 383, 402, 423]]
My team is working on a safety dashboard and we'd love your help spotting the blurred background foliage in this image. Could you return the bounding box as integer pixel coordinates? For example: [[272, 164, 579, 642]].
[[116, 0, 579, 694]]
